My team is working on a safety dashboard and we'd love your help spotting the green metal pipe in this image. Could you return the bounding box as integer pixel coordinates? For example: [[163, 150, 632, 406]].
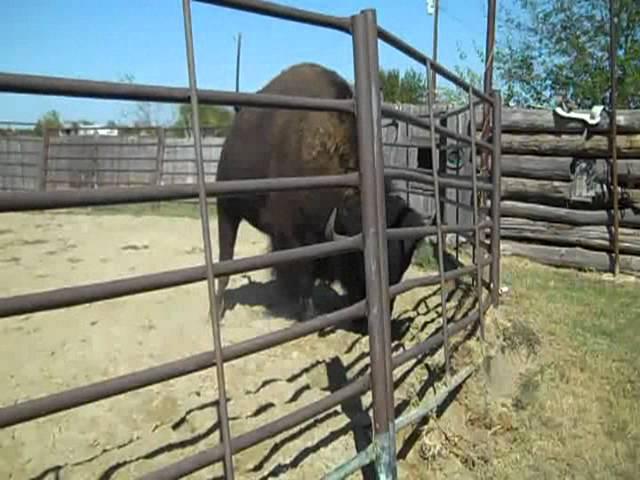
[[323, 365, 476, 480]]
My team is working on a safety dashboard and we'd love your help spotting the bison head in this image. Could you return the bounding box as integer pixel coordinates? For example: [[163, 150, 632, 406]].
[[323, 193, 426, 316]]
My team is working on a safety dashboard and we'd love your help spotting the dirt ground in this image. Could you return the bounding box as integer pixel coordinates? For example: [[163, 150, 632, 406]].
[[3, 206, 637, 479], [0, 207, 486, 479]]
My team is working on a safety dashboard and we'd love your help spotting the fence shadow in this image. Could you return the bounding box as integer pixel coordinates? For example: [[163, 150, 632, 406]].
[[28, 257, 481, 480]]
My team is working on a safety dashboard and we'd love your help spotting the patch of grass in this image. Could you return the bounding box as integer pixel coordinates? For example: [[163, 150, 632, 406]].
[[512, 362, 550, 411], [46, 201, 216, 219], [416, 257, 640, 479], [413, 241, 439, 271], [500, 318, 541, 359]]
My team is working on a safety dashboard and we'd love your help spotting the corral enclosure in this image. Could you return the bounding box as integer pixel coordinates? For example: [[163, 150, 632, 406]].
[[0, 1, 502, 479], [3, 105, 639, 275]]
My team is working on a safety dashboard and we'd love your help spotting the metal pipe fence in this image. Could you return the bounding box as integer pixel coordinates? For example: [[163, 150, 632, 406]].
[[0, 0, 501, 477]]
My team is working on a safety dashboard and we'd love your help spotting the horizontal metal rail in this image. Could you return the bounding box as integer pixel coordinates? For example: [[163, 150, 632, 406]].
[[0, 301, 366, 429], [0, 172, 359, 212], [386, 220, 492, 242], [139, 301, 486, 480], [0, 261, 487, 429], [0, 218, 493, 318], [436, 99, 486, 121], [392, 188, 488, 215], [0, 72, 354, 113], [194, 0, 351, 33], [392, 257, 491, 297], [377, 28, 492, 105], [381, 105, 493, 152], [0, 235, 362, 318], [385, 166, 492, 192], [0, 163, 493, 213], [191, 1, 491, 108]]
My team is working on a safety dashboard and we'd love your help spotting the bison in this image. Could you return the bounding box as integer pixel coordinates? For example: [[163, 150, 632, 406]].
[[216, 62, 427, 322]]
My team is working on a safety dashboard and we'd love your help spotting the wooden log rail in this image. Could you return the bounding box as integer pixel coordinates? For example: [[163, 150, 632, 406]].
[[500, 177, 640, 209], [501, 217, 640, 255]]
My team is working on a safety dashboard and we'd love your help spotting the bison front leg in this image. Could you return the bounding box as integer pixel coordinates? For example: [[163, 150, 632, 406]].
[[216, 201, 241, 318], [273, 260, 317, 321]]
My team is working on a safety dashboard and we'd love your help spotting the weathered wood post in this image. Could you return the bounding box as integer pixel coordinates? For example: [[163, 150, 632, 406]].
[[155, 127, 166, 186], [40, 128, 50, 191]]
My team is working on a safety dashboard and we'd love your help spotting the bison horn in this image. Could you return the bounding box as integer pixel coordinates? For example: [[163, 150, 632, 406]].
[[325, 208, 349, 242]]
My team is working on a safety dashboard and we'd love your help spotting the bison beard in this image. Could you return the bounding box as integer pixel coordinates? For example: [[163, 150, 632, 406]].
[[216, 62, 427, 323]]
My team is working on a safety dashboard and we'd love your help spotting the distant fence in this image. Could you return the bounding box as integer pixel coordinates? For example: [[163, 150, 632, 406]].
[[0, 128, 222, 192]]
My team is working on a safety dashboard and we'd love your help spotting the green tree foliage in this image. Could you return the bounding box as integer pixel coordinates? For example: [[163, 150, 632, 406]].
[[379, 67, 427, 104], [436, 43, 485, 106], [34, 110, 63, 135], [496, 0, 640, 108], [118, 73, 168, 128], [172, 104, 234, 137]]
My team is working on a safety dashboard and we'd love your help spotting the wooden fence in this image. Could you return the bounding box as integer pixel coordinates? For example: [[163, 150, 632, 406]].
[[3, 107, 640, 274], [0, 130, 222, 192], [479, 108, 640, 274]]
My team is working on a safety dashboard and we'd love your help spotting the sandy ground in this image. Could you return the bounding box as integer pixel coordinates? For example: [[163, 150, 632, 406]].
[[0, 209, 488, 479]]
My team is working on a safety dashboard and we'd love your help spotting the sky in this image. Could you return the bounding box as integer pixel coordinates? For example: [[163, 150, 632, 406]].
[[0, 0, 506, 126]]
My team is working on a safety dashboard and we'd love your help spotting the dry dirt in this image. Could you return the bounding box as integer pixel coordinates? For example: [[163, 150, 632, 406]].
[[0, 209, 494, 479]]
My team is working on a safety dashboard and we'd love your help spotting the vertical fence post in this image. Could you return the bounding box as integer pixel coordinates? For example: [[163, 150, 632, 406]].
[[468, 86, 484, 339], [490, 90, 502, 306], [181, 0, 235, 477], [351, 9, 397, 479], [155, 127, 165, 186], [425, 60, 450, 378], [40, 128, 50, 191], [608, 0, 620, 276]]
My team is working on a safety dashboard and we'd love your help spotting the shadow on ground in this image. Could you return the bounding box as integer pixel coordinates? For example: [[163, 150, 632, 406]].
[[31, 262, 483, 479]]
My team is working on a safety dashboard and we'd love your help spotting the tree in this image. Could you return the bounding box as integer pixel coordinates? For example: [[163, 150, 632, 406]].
[[436, 42, 485, 106], [377, 63, 482, 107], [118, 73, 168, 127], [495, 0, 640, 108], [379, 67, 427, 104], [34, 110, 63, 136], [172, 103, 234, 137]]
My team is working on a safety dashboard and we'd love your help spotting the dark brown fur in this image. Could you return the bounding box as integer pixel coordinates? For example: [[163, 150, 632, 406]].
[[216, 62, 425, 321]]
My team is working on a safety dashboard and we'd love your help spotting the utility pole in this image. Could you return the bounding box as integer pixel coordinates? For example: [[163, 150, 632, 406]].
[[482, 0, 497, 171], [234, 33, 242, 113], [427, 0, 440, 103]]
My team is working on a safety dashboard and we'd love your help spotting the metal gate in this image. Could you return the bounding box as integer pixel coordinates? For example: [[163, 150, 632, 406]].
[[0, 1, 501, 478]]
